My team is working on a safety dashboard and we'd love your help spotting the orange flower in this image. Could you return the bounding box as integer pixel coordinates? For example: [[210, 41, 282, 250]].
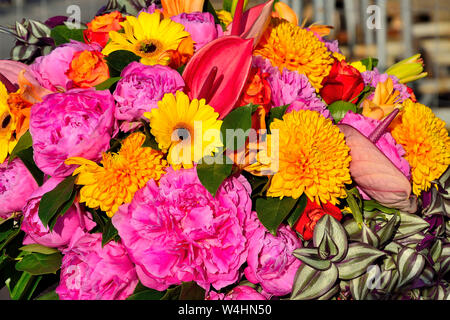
[[362, 77, 402, 120], [83, 11, 125, 47], [272, 1, 298, 25], [168, 36, 195, 69], [66, 50, 110, 88], [161, 0, 205, 18], [237, 67, 271, 111]]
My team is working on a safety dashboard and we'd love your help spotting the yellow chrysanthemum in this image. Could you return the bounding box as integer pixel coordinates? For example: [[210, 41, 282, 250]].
[[254, 18, 334, 90], [102, 12, 189, 66], [65, 132, 167, 217], [144, 91, 223, 168], [266, 110, 352, 204], [391, 100, 450, 196], [216, 10, 233, 27], [350, 61, 367, 73]]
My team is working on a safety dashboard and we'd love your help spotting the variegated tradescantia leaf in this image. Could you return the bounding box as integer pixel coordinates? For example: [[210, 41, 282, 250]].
[[360, 223, 380, 248], [336, 243, 385, 280], [437, 244, 450, 276], [376, 214, 399, 247], [292, 248, 332, 271], [313, 215, 348, 263], [291, 263, 338, 300], [394, 212, 429, 240], [396, 247, 426, 288]]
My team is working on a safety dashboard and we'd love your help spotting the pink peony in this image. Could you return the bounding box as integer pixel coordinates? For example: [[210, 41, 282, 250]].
[[30, 40, 102, 92], [56, 232, 138, 300], [21, 177, 96, 248], [30, 88, 116, 177], [244, 212, 302, 297], [207, 285, 267, 300], [0, 158, 38, 219], [112, 168, 252, 291], [252, 56, 328, 116], [171, 12, 223, 50], [113, 62, 185, 122], [340, 111, 411, 199]]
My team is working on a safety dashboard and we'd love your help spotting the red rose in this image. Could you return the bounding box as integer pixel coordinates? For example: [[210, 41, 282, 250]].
[[294, 199, 343, 241], [319, 60, 365, 105]]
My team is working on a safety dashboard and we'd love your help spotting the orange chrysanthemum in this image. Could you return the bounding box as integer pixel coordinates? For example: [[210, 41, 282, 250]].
[[65, 132, 168, 217], [266, 110, 352, 204], [391, 100, 450, 196], [254, 18, 334, 90]]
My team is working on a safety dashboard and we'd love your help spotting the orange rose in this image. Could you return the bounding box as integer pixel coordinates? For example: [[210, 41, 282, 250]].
[[66, 50, 110, 88], [83, 11, 125, 47], [168, 36, 195, 69], [238, 67, 271, 112]]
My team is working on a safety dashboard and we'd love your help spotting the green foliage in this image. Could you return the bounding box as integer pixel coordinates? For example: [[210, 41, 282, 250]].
[[255, 196, 298, 236], [220, 104, 254, 152], [196, 155, 233, 197], [105, 50, 140, 76], [16, 252, 62, 275], [95, 77, 121, 91], [38, 175, 77, 230], [327, 101, 357, 123], [8, 131, 44, 186], [50, 25, 84, 46]]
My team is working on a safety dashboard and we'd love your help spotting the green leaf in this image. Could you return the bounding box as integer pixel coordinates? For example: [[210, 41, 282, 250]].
[[396, 247, 425, 288], [221, 104, 253, 151], [223, 0, 233, 12], [360, 223, 380, 248], [95, 77, 121, 91], [336, 243, 385, 280], [267, 105, 288, 133], [8, 131, 32, 163], [126, 289, 165, 300], [376, 214, 399, 247], [20, 244, 59, 255], [12, 147, 44, 186], [291, 263, 338, 300], [102, 219, 119, 247], [255, 196, 298, 235], [16, 252, 62, 275], [346, 189, 364, 226], [318, 231, 339, 260], [293, 248, 332, 271], [196, 155, 233, 197], [203, 0, 222, 26], [38, 175, 77, 229], [327, 101, 357, 123], [0, 220, 22, 252], [9, 272, 42, 300], [36, 290, 59, 300], [48, 190, 76, 231], [161, 286, 182, 300], [105, 50, 140, 74], [286, 194, 307, 227], [50, 25, 84, 46], [363, 200, 399, 214], [313, 215, 348, 263], [141, 120, 160, 150], [179, 281, 206, 300], [360, 57, 379, 71], [394, 212, 429, 240]]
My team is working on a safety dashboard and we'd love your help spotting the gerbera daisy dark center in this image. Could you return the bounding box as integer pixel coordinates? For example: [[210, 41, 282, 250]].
[[140, 42, 157, 53]]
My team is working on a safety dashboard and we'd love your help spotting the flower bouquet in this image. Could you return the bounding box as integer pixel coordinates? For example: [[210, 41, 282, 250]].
[[0, 0, 448, 301]]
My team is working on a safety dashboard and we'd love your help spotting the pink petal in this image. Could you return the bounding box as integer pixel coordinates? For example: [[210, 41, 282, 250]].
[[338, 124, 417, 213]]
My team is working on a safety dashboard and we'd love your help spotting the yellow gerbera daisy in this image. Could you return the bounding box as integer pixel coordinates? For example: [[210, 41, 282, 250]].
[[65, 132, 167, 217], [102, 12, 190, 66], [144, 91, 223, 168], [266, 110, 352, 204], [391, 100, 450, 196], [254, 18, 334, 90]]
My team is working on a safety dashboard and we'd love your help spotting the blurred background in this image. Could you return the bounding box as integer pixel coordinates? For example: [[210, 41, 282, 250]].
[[0, 0, 449, 115]]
